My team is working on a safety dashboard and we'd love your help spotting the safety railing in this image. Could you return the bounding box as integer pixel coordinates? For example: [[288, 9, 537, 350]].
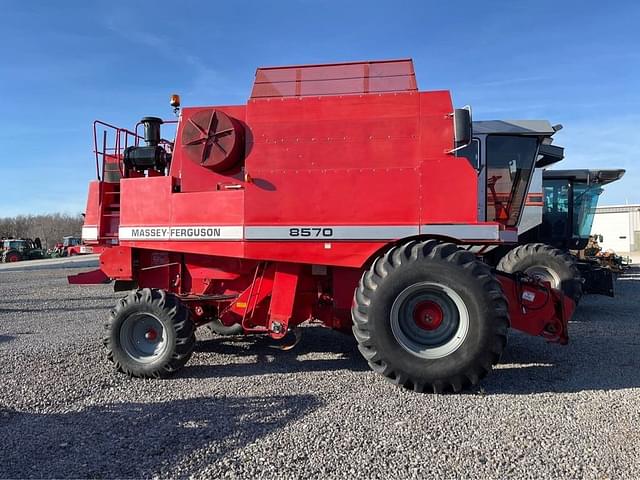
[[93, 120, 142, 182], [93, 120, 178, 181]]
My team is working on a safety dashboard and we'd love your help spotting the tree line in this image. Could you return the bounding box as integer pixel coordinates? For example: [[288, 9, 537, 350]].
[[0, 214, 84, 248]]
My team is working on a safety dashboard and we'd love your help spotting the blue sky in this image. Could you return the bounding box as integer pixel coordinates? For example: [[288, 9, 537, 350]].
[[0, 0, 638, 216]]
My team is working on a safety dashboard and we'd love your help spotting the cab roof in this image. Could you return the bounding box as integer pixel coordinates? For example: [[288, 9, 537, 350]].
[[472, 120, 558, 136], [543, 169, 626, 186]]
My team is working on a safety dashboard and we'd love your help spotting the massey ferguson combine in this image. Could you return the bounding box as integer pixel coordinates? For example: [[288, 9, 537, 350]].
[[70, 59, 576, 393]]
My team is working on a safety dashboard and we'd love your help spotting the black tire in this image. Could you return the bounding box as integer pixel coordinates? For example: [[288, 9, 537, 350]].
[[497, 243, 582, 303], [103, 288, 196, 378], [3, 250, 22, 263], [206, 318, 243, 336], [352, 240, 509, 393]]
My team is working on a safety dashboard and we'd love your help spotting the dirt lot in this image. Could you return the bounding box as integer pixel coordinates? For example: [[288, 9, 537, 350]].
[[1, 262, 639, 479]]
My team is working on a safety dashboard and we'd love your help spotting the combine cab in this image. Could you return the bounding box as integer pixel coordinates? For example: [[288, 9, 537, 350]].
[[70, 59, 576, 393]]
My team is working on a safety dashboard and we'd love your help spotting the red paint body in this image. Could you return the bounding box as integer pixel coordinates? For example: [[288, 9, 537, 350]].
[[71, 59, 572, 343]]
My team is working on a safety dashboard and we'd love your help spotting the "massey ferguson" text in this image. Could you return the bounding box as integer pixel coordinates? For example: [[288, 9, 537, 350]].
[[119, 226, 242, 240], [126, 227, 225, 239]]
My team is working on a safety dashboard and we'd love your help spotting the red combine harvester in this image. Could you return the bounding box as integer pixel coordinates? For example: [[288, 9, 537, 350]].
[[71, 59, 575, 393]]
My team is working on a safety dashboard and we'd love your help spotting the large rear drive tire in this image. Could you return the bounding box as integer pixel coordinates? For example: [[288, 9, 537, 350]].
[[497, 243, 582, 303], [352, 240, 509, 393], [3, 250, 22, 263], [103, 288, 196, 378]]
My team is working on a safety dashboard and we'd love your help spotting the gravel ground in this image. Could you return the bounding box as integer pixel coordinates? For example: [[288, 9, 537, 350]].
[[1, 263, 639, 479]]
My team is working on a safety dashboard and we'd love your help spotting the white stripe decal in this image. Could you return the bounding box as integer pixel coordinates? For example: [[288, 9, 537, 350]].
[[82, 226, 98, 241], [114, 224, 517, 242], [119, 226, 243, 241], [244, 226, 418, 240]]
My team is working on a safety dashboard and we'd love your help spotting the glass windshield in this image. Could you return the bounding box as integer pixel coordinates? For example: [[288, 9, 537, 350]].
[[541, 179, 570, 241], [572, 183, 604, 239], [486, 135, 538, 226]]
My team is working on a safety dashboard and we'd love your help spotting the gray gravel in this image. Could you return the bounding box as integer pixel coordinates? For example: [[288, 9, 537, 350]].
[[1, 263, 639, 479]]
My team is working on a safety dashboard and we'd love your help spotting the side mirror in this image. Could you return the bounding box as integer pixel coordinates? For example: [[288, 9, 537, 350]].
[[453, 108, 472, 147]]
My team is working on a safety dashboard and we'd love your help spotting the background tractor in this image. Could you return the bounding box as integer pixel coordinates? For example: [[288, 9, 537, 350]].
[[69, 59, 576, 393], [61, 236, 82, 256], [1, 238, 45, 262]]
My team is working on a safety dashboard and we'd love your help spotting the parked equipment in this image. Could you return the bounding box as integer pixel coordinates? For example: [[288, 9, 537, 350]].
[[581, 233, 631, 274], [491, 169, 625, 298], [1, 238, 45, 262], [69, 59, 576, 393], [59, 235, 108, 256]]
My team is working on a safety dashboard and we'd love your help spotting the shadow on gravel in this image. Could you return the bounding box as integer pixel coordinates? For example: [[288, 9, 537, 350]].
[[183, 326, 368, 379], [0, 394, 321, 479], [0, 335, 16, 344]]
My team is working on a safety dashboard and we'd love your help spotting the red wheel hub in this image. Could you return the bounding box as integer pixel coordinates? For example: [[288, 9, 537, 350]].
[[413, 301, 444, 331], [144, 328, 158, 341]]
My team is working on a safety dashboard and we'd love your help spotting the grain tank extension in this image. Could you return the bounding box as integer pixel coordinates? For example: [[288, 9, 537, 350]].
[[70, 59, 575, 393]]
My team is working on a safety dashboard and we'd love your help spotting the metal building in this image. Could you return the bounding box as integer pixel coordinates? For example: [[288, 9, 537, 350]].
[[591, 204, 640, 253]]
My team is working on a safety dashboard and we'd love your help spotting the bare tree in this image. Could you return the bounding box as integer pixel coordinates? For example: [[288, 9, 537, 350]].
[[0, 214, 84, 248]]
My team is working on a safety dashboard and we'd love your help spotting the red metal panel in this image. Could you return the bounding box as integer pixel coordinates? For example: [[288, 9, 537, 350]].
[[99, 246, 133, 279], [245, 169, 420, 226], [417, 91, 478, 224], [171, 190, 244, 225], [243, 242, 387, 268], [120, 176, 173, 226], [419, 159, 478, 224], [247, 92, 419, 125], [498, 274, 572, 344], [123, 240, 245, 260], [417, 91, 455, 156], [268, 263, 301, 326], [245, 92, 422, 229], [82, 181, 100, 232]]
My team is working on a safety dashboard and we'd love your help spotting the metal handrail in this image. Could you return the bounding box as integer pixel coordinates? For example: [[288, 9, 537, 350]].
[[93, 119, 177, 181], [92, 120, 145, 181]]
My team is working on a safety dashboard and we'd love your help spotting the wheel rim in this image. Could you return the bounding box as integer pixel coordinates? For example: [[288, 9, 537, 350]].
[[390, 282, 469, 359], [524, 266, 560, 288], [119, 313, 168, 363]]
